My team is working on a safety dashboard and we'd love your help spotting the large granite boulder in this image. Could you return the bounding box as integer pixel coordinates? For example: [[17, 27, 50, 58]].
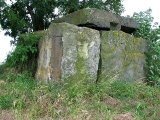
[[54, 8, 138, 34], [100, 31, 147, 81], [35, 23, 100, 82]]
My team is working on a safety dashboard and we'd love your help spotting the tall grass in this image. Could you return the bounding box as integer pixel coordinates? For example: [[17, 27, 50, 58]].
[[0, 71, 160, 119]]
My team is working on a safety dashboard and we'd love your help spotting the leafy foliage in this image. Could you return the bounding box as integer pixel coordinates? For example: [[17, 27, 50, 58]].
[[132, 9, 160, 85], [58, 0, 124, 15], [6, 32, 43, 75], [0, 0, 57, 39]]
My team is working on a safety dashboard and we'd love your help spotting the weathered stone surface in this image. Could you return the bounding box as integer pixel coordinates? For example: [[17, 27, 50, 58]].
[[35, 22, 100, 82], [100, 31, 147, 81], [53, 8, 138, 33], [117, 16, 138, 34]]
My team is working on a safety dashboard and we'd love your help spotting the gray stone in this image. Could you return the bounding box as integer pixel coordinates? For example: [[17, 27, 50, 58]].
[[35, 22, 100, 82], [118, 16, 139, 34], [100, 31, 147, 81], [53, 8, 138, 33]]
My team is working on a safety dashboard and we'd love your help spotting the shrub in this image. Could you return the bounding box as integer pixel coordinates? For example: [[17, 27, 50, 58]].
[[6, 31, 43, 75], [132, 9, 160, 85]]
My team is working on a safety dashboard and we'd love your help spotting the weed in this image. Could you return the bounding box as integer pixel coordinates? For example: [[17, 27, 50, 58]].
[[0, 95, 13, 109], [108, 81, 137, 99]]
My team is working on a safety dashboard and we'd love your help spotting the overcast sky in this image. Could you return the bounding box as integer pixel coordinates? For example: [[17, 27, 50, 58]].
[[122, 0, 160, 23], [0, 0, 159, 63]]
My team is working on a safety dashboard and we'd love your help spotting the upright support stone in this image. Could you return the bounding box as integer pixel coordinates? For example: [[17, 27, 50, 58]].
[[35, 23, 100, 82], [100, 31, 147, 81]]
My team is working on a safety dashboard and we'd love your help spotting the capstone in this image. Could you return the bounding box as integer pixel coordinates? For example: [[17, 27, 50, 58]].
[[54, 8, 138, 34]]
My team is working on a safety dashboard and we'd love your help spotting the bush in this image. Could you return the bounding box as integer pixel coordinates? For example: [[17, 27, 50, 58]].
[[6, 31, 43, 75], [132, 9, 160, 85]]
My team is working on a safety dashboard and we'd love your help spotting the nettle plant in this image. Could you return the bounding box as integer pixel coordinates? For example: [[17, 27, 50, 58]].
[[132, 9, 160, 85]]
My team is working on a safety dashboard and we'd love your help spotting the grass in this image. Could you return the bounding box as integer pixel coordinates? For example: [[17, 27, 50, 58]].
[[0, 70, 160, 120]]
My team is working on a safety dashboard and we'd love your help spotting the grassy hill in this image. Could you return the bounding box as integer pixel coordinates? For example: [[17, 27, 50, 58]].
[[0, 70, 160, 120]]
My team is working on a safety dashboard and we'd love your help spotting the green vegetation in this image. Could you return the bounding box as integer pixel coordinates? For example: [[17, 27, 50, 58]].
[[0, 71, 160, 119], [0, 1, 160, 119], [5, 31, 43, 76], [132, 9, 160, 85]]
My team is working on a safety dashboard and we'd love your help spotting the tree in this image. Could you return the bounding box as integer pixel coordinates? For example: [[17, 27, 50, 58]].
[[0, 0, 124, 40], [132, 9, 160, 85], [57, 0, 124, 15], [0, 0, 57, 39]]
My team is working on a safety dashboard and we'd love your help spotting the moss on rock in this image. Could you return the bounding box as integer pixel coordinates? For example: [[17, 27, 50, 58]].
[[36, 23, 100, 82], [100, 30, 147, 81]]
